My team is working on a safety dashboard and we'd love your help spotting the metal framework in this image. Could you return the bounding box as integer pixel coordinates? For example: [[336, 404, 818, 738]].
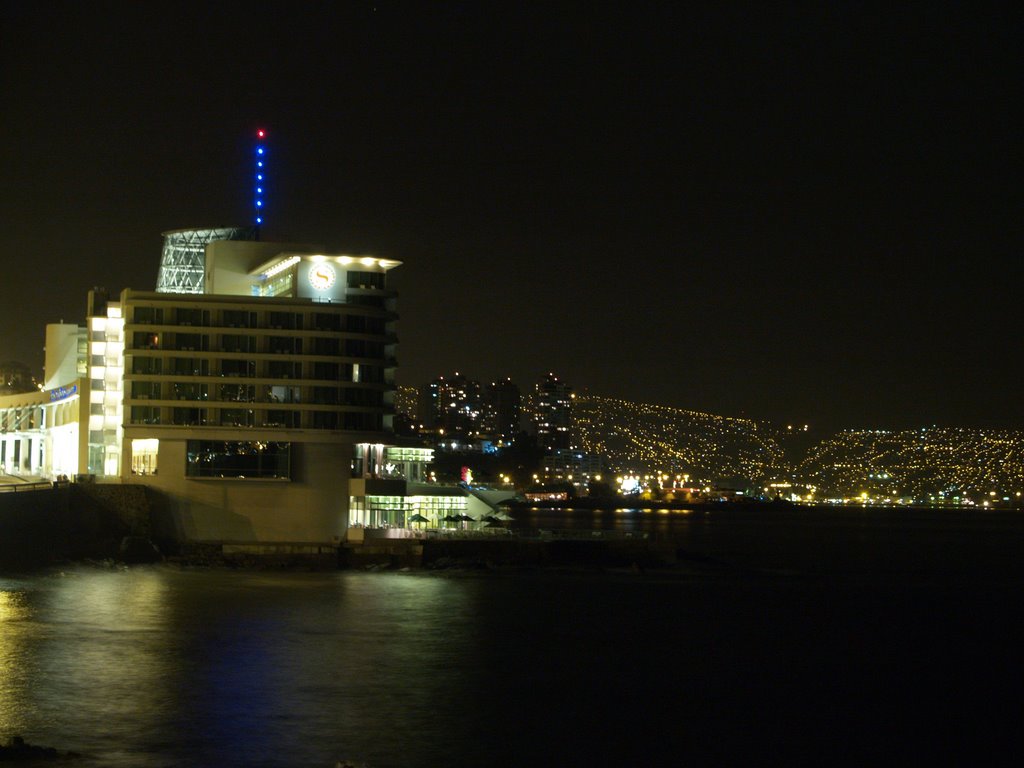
[[155, 227, 258, 294]]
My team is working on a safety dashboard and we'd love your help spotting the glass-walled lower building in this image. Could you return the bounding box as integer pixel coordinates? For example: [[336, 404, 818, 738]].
[[348, 487, 470, 528]]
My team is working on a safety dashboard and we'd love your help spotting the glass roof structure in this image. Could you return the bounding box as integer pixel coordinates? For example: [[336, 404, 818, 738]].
[[155, 227, 258, 294]]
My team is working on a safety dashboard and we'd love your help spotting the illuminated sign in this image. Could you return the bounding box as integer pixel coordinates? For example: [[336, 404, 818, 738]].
[[48, 384, 78, 402], [308, 262, 337, 291]]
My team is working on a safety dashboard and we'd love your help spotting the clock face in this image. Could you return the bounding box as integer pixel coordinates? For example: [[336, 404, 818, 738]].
[[309, 263, 337, 291]]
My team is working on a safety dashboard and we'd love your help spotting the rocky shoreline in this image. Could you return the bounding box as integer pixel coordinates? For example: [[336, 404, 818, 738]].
[[0, 735, 80, 762]]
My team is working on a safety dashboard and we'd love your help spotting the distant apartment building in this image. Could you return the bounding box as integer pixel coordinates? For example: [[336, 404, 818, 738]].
[[541, 448, 608, 492], [418, 372, 484, 439], [417, 373, 523, 450], [534, 372, 573, 450], [484, 377, 521, 445]]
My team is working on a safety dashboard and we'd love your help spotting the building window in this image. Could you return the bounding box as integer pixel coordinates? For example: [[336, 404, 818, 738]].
[[222, 310, 257, 328], [265, 410, 300, 428], [311, 411, 338, 430], [219, 408, 254, 427], [169, 358, 208, 376], [313, 362, 339, 380], [347, 271, 384, 289], [312, 337, 340, 355], [267, 360, 300, 379], [134, 307, 164, 324], [221, 359, 256, 378], [133, 332, 160, 349], [130, 406, 160, 425], [312, 386, 339, 404], [266, 385, 300, 403], [257, 273, 294, 298], [131, 439, 159, 475], [222, 334, 256, 353], [175, 308, 208, 326], [172, 407, 204, 426], [268, 311, 301, 330], [173, 383, 208, 400], [132, 357, 162, 375], [186, 440, 291, 479], [132, 381, 161, 399], [312, 313, 341, 331], [269, 336, 301, 354]]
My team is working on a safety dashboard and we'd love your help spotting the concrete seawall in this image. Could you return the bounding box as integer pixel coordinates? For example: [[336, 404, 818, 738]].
[[340, 535, 680, 570], [3, 485, 680, 572]]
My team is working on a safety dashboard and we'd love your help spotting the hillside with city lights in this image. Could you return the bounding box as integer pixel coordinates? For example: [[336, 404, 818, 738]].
[[396, 384, 1024, 506]]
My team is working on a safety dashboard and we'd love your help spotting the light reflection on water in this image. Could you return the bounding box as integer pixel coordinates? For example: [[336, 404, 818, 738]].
[[0, 587, 36, 735], [2, 532, 1024, 766], [0, 569, 489, 768]]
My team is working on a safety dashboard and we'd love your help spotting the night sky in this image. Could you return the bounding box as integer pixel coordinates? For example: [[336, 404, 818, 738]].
[[1, 3, 1020, 430]]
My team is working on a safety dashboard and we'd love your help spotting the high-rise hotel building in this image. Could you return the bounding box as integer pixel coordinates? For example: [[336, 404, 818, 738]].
[[1, 228, 400, 544]]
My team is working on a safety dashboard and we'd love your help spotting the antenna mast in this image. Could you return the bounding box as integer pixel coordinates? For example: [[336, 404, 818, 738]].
[[255, 128, 267, 227]]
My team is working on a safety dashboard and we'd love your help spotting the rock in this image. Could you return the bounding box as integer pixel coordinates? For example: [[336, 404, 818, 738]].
[[0, 734, 79, 760], [119, 536, 162, 564]]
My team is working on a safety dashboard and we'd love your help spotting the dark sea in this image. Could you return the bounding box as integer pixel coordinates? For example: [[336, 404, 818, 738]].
[[3, 506, 1024, 766]]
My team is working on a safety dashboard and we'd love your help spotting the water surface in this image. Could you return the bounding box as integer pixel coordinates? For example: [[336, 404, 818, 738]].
[[3, 509, 1024, 765]]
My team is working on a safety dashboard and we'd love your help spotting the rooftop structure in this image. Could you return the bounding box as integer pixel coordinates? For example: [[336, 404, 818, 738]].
[[155, 227, 258, 294]]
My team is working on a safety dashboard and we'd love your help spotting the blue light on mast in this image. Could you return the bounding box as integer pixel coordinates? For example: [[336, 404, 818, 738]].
[[254, 129, 267, 227]]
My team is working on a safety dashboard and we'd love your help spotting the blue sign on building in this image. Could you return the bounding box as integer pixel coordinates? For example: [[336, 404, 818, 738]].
[[48, 385, 78, 402]]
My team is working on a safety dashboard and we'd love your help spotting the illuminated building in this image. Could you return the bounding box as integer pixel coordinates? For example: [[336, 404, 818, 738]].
[[0, 324, 85, 478], [1, 230, 402, 546], [484, 377, 521, 444], [416, 374, 521, 448], [418, 373, 484, 440], [534, 372, 573, 450], [0, 379, 81, 479], [541, 448, 608, 491], [346, 442, 516, 526]]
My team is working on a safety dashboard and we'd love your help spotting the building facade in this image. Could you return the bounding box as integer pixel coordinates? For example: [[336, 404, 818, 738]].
[[484, 377, 521, 445], [534, 372, 573, 450], [418, 373, 484, 439], [2, 229, 403, 547]]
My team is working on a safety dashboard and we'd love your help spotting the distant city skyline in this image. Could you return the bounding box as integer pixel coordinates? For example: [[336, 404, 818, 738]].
[[395, 382, 1024, 503], [2, 5, 1020, 430]]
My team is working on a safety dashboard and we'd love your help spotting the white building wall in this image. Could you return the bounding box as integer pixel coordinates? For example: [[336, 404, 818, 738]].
[[49, 422, 79, 478], [128, 438, 352, 543], [44, 324, 85, 391]]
